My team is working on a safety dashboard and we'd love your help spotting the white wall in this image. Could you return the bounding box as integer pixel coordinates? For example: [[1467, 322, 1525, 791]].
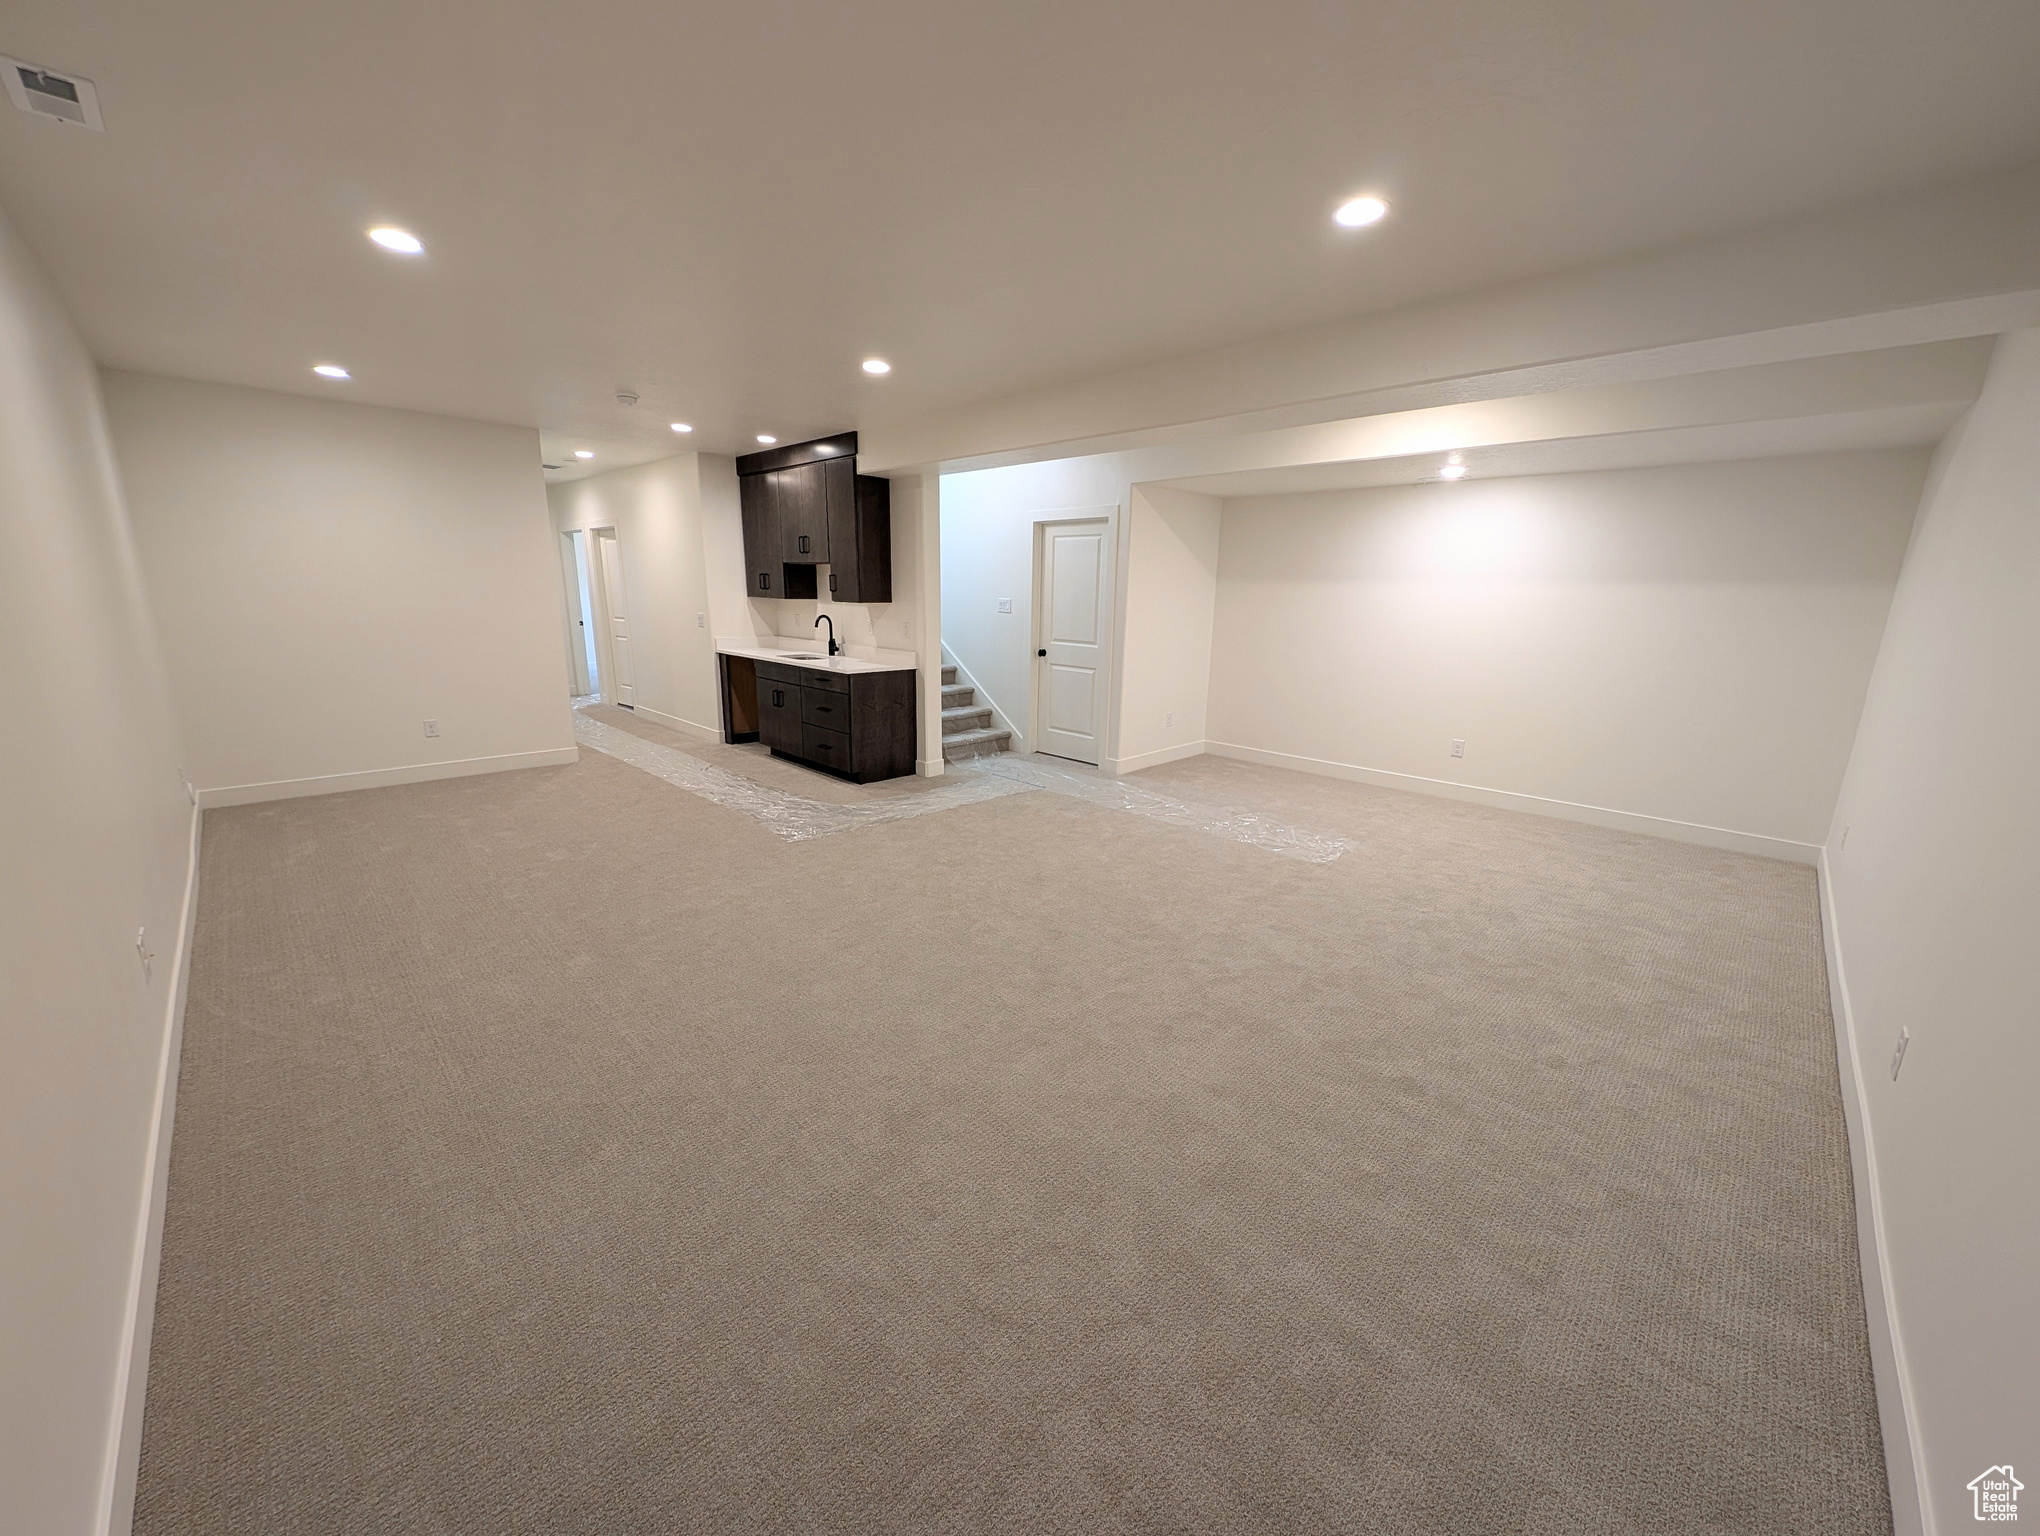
[[1204, 452, 1925, 857], [941, 454, 1128, 757], [0, 209, 197, 1536], [1117, 485, 1221, 770], [550, 453, 722, 739], [104, 373, 575, 805], [1822, 331, 2040, 1535]]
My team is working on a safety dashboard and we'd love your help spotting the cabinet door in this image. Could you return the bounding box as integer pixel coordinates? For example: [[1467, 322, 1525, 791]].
[[822, 458, 857, 599], [757, 677, 804, 752], [827, 472, 892, 604], [739, 473, 780, 595], [777, 462, 829, 564]]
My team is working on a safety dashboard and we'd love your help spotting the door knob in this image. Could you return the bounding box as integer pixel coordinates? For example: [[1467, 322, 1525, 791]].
[[1037, 648, 1047, 657]]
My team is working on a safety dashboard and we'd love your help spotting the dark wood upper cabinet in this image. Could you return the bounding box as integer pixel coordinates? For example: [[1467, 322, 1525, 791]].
[[776, 460, 829, 564], [826, 465, 892, 605], [739, 470, 780, 594], [738, 433, 891, 604]]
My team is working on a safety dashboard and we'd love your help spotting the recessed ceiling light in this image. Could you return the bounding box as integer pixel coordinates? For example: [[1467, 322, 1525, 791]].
[[670, 422, 693, 433], [861, 358, 891, 375], [1333, 196, 1389, 229], [311, 363, 350, 379], [574, 449, 594, 459], [756, 434, 777, 445], [1438, 462, 1468, 480], [368, 226, 424, 255]]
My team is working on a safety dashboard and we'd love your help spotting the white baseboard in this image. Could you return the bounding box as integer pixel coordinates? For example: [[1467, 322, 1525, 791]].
[[1108, 739, 1208, 774], [628, 704, 720, 743], [196, 746, 580, 808], [1204, 740, 1820, 864], [1818, 850, 1930, 1536], [96, 802, 202, 1536]]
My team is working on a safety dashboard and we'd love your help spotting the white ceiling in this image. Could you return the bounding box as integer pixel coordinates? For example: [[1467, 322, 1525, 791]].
[[3, 0, 2038, 478]]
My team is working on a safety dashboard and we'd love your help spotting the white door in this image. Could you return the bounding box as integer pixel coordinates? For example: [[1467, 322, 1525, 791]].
[[1035, 518, 1111, 764], [595, 529, 635, 707]]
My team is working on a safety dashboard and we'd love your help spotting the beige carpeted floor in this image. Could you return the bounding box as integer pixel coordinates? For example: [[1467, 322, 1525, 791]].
[[135, 706, 1890, 1534]]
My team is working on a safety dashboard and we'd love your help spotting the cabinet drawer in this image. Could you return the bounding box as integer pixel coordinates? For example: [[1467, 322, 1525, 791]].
[[755, 659, 801, 685], [800, 666, 849, 694], [799, 723, 851, 769], [799, 688, 851, 732]]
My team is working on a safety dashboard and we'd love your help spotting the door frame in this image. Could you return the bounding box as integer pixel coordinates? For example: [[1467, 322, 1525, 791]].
[[558, 530, 594, 696], [588, 525, 630, 708], [1028, 507, 1120, 766]]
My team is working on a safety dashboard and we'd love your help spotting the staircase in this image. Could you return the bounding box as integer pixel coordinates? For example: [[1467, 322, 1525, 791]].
[[940, 664, 1011, 762]]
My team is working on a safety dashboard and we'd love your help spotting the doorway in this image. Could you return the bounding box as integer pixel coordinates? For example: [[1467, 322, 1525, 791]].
[[592, 527, 635, 708], [559, 530, 600, 697], [1032, 516, 1113, 764]]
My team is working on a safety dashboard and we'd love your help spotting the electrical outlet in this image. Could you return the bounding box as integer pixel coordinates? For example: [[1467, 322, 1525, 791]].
[[1166, 711, 1174, 728], [696, 612, 706, 628], [1890, 1027, 1909, 1080], [135, 927, 154, 982], [1450, 739, 1466, 759], [423, 720, 439, 738], [997, 598, 1012, 614]]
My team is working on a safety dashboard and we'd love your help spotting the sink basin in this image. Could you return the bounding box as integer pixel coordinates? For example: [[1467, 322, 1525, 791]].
[[781, 652, 827, 661]]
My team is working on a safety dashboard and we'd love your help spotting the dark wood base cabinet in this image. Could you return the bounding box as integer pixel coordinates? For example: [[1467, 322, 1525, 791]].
[[750, 659, 916, 783]]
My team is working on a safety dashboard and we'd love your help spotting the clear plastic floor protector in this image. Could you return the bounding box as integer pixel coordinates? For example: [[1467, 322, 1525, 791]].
[[573, 710, 1029, 841], [960, 752, 1350, 864], [575, 706, 1348, 862]]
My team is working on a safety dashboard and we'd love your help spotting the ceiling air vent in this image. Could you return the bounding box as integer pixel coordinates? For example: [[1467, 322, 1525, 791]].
[[2, 56, 104, 130]]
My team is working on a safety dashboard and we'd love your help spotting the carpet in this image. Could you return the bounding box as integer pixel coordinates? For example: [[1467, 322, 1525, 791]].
[[134, 712, 1889, 1534]]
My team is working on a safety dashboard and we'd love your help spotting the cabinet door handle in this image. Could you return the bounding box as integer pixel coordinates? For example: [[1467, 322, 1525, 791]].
[[772, 689, 784, 707], [798, 535, 810, 554], [828, 573, 836, 593], [759, 573, 770, 591]]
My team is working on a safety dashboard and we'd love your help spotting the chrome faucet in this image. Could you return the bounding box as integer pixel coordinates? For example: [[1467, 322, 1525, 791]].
[[814, 614, 839, 656]]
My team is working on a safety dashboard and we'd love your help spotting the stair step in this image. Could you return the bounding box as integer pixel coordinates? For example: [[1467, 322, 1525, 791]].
[[940, 664, 957, 685], [940, 682, 975, 707], [941, 726, 1011, 762], [941, 704, 993, 734]]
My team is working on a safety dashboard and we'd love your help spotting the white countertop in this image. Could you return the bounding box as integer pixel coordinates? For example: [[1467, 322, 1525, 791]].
[[715, 636, 918, 675]]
